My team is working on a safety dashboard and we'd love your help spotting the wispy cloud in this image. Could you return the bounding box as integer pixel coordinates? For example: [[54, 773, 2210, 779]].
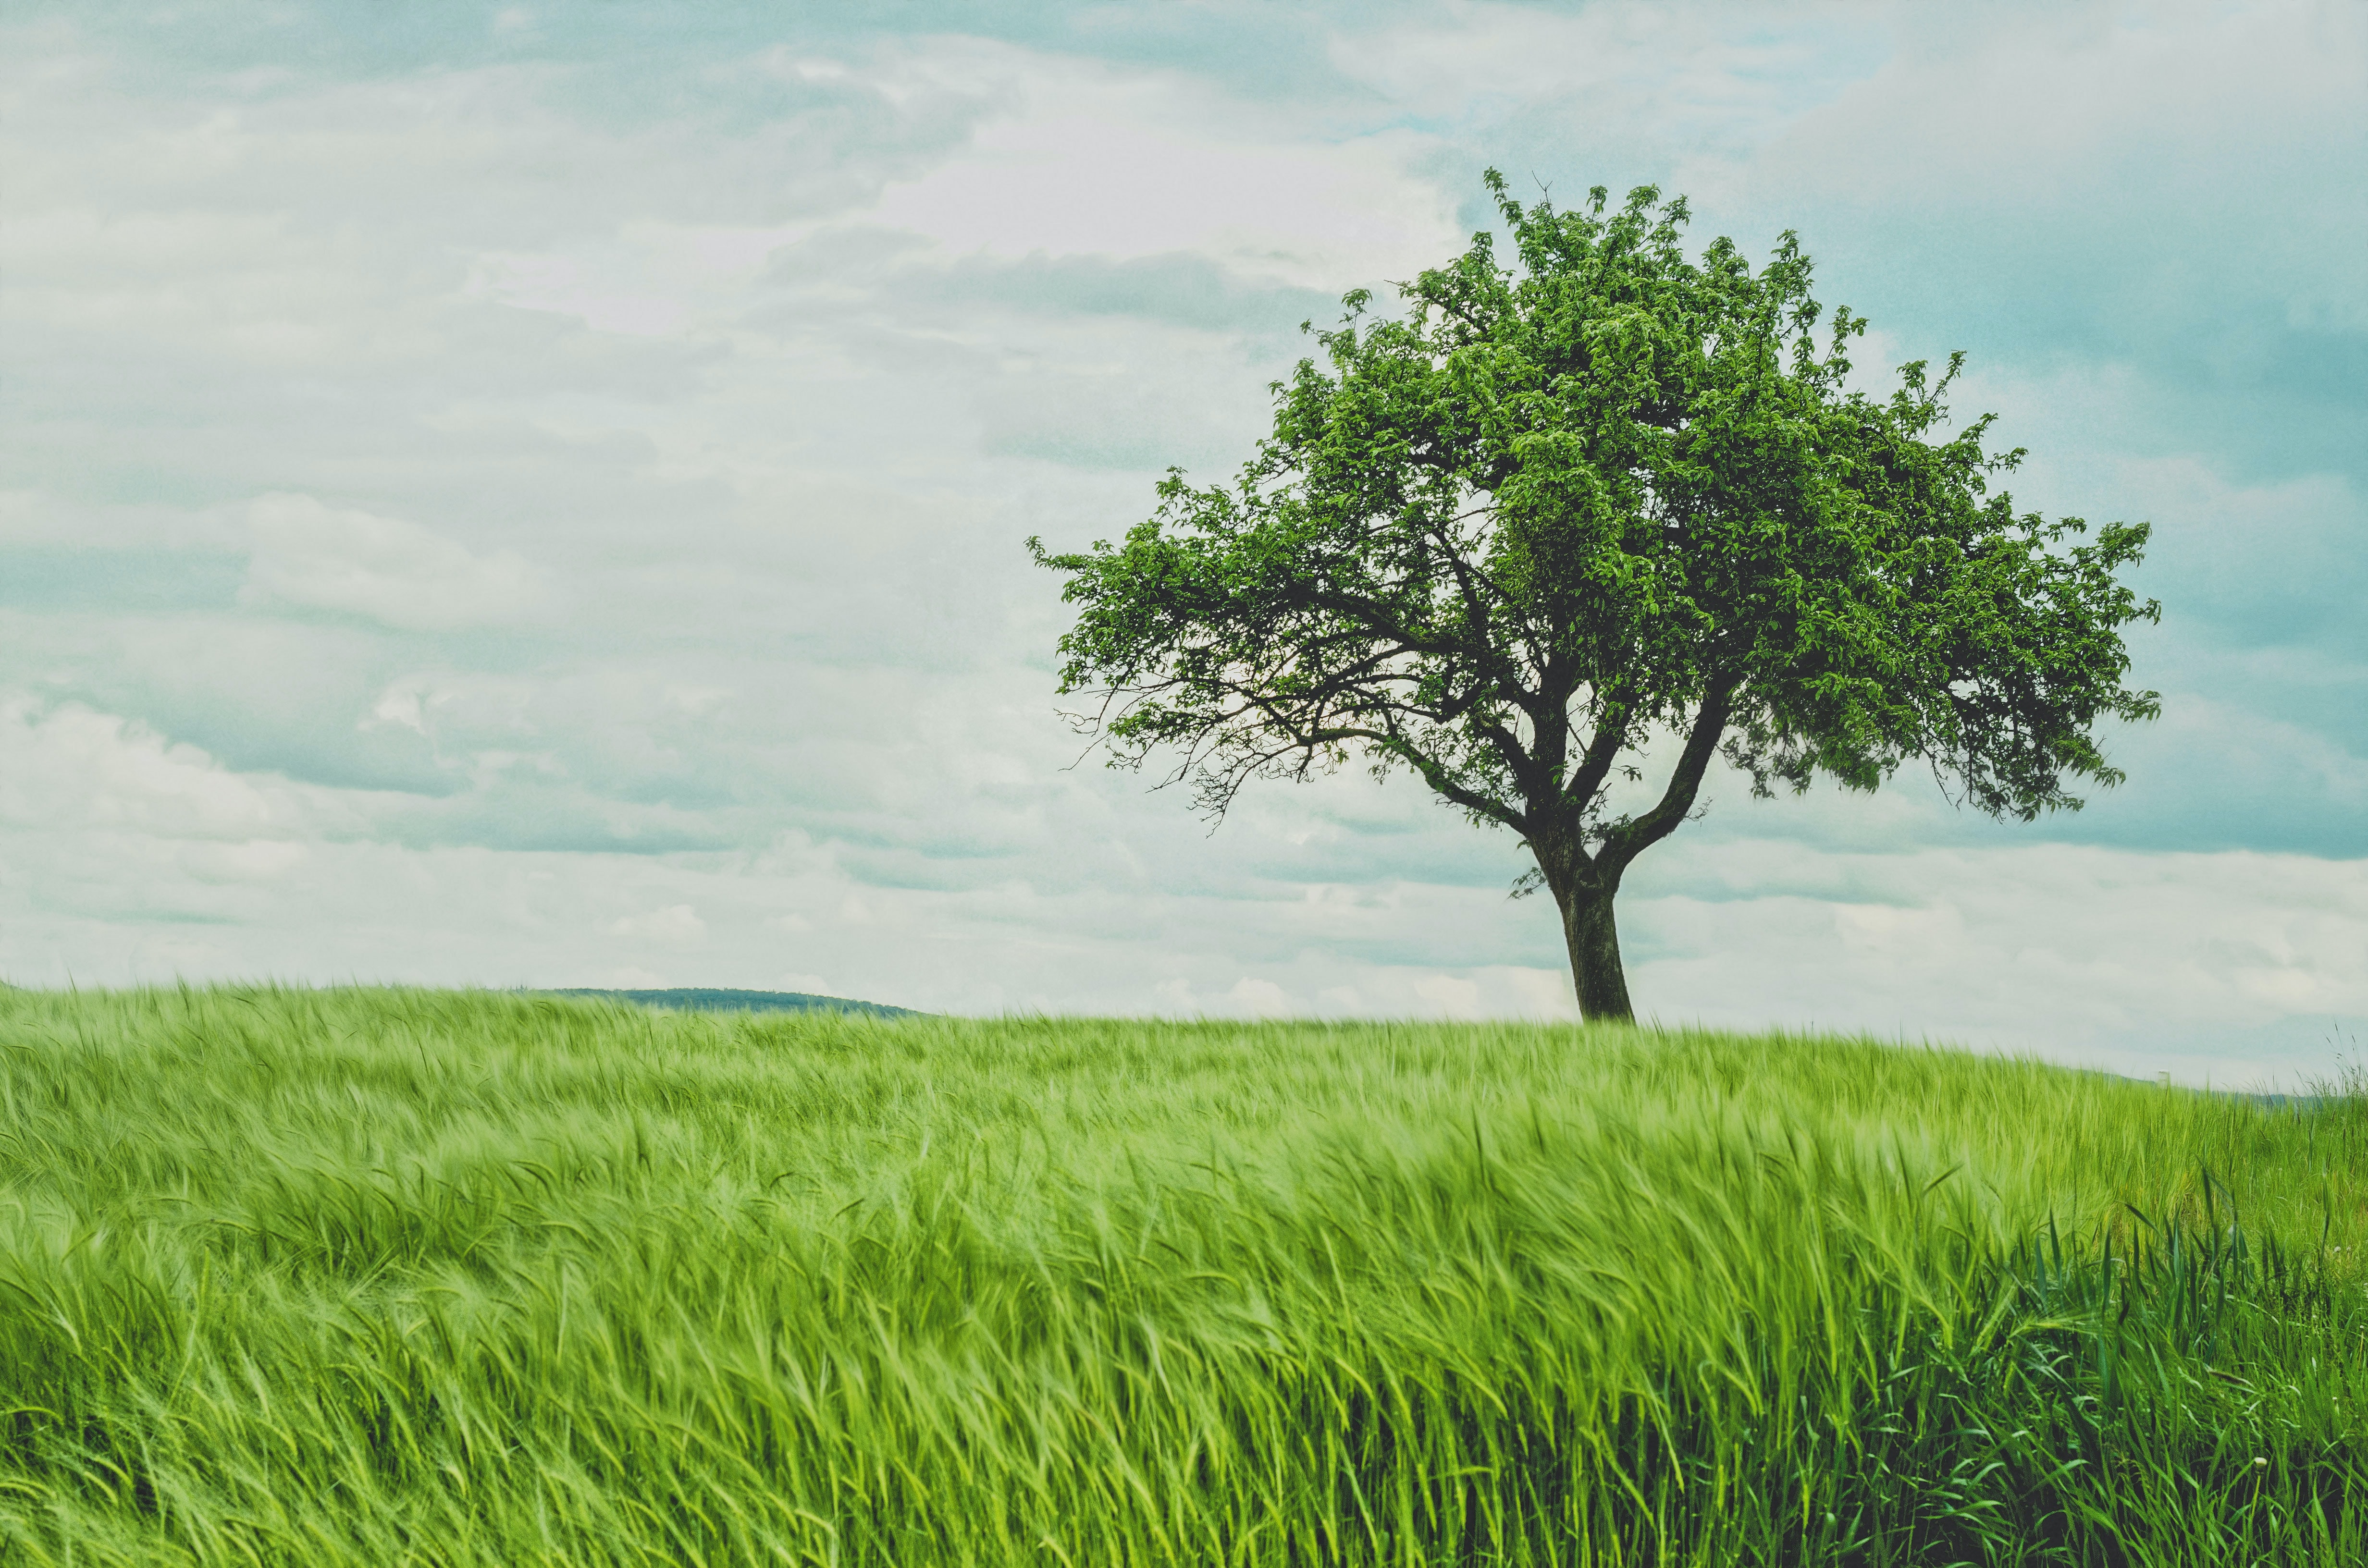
[[243, 493, 556, 630]]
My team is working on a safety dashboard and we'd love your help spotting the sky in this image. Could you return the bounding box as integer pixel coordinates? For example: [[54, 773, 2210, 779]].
[[2, 0, 2363, 1085]]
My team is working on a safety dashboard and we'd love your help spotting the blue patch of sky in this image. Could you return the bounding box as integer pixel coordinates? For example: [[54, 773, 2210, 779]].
[[0, 550, 246, 614]]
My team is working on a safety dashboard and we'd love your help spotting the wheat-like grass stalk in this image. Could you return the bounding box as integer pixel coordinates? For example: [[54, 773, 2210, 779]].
[[1, 985, 2362, 1563]]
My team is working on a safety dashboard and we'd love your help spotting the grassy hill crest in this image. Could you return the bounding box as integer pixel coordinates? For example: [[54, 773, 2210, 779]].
[[537, 985, 920, 1018], [1, 985, 2361, 1562]]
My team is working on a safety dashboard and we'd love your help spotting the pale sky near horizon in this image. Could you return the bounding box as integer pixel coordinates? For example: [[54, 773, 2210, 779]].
[[2, 1, 2363, 1086]]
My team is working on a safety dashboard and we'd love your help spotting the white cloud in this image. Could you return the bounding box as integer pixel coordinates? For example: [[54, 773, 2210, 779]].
[[1412, 972, 1483, 1017], [1331, 0, 1881, 155], [864, 41, 1461, 287], [1624, 838, 2368, 1081], [1, 694, 321, 840], [365, 683, 435, 736], [464, 252, 687, 338], [242, 493, 554, 631], [1226, 976, 1293, 1015], [180, 838, 310, 884], [356, 671, 547, 753], [1725, 0, 2365, 209], [608, 904, 707, 946]]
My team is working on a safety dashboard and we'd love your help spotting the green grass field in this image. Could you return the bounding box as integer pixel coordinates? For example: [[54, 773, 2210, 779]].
[[2, 987, 2363, 1565]]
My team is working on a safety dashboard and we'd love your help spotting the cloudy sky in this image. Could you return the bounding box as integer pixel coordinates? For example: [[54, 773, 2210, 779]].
[[3, 0, 2362, 1083]]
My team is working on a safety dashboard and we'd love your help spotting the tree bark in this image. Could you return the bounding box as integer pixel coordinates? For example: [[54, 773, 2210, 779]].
[[1558, 877, 1633, 1023], [1530, 825, 1635, 1024]]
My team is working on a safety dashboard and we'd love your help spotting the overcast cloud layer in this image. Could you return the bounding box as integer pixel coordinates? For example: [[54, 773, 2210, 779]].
[[3, 0, 2363, 1085]]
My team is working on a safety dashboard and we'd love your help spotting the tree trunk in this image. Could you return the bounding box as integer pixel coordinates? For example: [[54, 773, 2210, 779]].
[[1558, 879, 1634, 1024]]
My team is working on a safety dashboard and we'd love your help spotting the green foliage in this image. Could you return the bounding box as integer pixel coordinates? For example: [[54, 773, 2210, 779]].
[[1030, 171, 2161, 1017], [2, 986, 2363, 1564]]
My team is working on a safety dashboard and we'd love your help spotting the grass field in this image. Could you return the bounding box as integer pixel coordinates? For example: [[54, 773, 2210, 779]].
[[1, 987, 2363, 1565]]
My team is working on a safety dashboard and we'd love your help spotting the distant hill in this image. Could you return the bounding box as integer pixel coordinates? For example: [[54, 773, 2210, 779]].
[[539, 987, 922, 1019]]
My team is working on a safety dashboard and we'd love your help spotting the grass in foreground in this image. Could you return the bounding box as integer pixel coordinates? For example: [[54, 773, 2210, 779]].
[[1, 987, 2363, 1565]]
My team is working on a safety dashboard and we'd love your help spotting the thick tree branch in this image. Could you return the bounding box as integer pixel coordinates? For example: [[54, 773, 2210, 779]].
[[1555, 685, 1636, 819], [1599, 675, 1739, 874], [1230, 710, 1525, 831]]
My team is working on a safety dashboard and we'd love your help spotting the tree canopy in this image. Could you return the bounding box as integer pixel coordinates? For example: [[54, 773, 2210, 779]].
[[1030, 172, 2159, 1021]]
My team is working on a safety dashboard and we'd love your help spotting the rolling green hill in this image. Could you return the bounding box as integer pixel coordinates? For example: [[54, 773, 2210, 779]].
[[536, 985, 921, 1018], [1, 985, 2362, 1564]]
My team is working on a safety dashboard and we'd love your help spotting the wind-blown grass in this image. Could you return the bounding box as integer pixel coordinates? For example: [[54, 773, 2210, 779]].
[[1, 985, 2362, 1564]]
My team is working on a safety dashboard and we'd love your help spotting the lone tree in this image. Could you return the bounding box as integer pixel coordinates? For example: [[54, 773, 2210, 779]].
[[1030, 173, 2159, 1022]]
